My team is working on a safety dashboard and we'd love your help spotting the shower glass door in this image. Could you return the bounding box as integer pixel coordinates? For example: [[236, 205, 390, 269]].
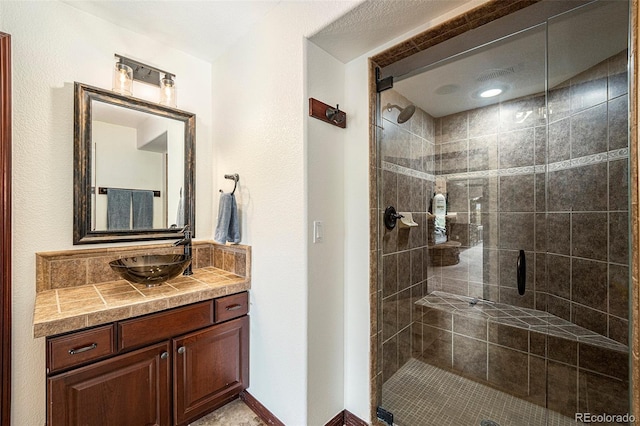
[[376, 1, 630, 425]]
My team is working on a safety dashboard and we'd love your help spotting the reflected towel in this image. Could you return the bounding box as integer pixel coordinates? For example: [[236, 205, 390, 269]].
[[175, 187, 185, 228], [132, 190, 154, 229], [214, 192, 240, 244], [107, 188, 131, 230]]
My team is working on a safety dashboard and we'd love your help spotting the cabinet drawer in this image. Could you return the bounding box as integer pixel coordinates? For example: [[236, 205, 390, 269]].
[[118, 300, 214, 351], [47, 324, 115, 373], [214, 292, 249, 323]]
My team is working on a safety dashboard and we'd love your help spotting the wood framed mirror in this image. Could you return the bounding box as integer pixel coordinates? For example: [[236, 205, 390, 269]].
[[74, 82, 195, 244]]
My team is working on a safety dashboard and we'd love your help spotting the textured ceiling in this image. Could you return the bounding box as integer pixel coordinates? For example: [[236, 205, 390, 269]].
[[62, 0, 282, 63], [309, 0, 468, 63]]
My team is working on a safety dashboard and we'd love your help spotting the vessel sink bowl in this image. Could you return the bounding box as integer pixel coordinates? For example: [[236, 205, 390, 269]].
[[109, 254, 191, 287]]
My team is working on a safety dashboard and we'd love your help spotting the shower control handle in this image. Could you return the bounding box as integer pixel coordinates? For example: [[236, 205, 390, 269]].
[[384, 206, 404, 230], [517, 250, 526, 296]]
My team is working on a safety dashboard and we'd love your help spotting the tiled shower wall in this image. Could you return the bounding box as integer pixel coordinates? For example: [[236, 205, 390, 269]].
[[378, 90, 435, 382], [430, 50, 629, 345], [377, 50, 629, 384]]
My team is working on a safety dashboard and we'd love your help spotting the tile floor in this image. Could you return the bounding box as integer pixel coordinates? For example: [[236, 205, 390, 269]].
[[382, 358, 582, 426], [190, 399, 266, 426]]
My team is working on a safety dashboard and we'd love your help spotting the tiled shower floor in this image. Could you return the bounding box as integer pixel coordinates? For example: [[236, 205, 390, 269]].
[[382, 358, 581, 426]]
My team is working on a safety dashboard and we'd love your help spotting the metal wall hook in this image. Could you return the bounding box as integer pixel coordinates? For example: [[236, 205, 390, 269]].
[[219, 173, 240, 195]]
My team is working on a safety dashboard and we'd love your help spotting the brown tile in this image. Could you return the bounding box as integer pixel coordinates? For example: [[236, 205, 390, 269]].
[[578, 370, 629, 416], [529, 330, 546, 357], [86, 306, 132, 327], [498, 213, 534, 250], [571, 103, 608, 157], [488, 344, 528, 397], [608, 316, 628, 346], [488, 322, 527, 352], [572, 213, 608, 262], [609, 95, 629, 150], [453, 314, 487, 340], [499, 175, 535, 212], [383, 254, 398, 297], [420, 326, 452, 369], [36, 255, 51, 292], [579, 342, 628, 380], [572, 163, 608, 212], [398, 327, 412, 369], [609, 211, 629, 265], [382, 335, 398, 383], [527, 355, 547, 406], [382, 294, 398, 341], [213, 247, 224, 268], [234, 252, 246, 277], [34, 316, 89, 338], [572, 258, 607, 312], [453, 334, 487, 382], [547, 361, 578, 417], [547, 254, 571, 299], [420, 307, 452, 330], [546, 214, 570, 255], [548, 335, 577, 366], [50, 258, 88, 289], [397, 289, 412, 331], [572, 304, 607, 337], [87, 256, 121, 285], [130, 299, 169, 317]]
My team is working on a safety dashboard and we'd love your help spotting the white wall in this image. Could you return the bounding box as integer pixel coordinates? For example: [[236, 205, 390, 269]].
[[306, 40, 346, 425], [93, 121, 164, 229], [210, 2, 359, 424], [1, 2, 213, 424]]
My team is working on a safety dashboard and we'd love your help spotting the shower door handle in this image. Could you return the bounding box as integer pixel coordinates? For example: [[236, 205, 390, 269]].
[[517, 250, 526, 295]]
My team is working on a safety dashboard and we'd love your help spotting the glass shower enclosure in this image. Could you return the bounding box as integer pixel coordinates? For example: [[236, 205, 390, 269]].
[[376, 1, 631, 425]]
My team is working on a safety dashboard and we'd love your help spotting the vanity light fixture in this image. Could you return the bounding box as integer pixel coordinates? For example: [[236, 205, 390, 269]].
[[113, 54, 177, 106], [112, 58, 133, 96], [160, 74, 177, 107]]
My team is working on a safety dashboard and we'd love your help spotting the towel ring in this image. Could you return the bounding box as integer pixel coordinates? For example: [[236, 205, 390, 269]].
[[219, 174, 240, 195]]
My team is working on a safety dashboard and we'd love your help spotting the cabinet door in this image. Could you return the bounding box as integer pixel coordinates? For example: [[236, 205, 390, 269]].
[[173, 316, 249, 426], [48, 342, 170, 426]]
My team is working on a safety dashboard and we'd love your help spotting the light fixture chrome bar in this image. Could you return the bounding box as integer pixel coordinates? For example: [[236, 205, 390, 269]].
[[114, 54, 175, 87]]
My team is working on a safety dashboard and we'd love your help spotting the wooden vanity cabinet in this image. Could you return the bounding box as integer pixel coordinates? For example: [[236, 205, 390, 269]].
[[173, 316, 249, 425], [48, 341, 171, 426], [46, 292, 249, 426]]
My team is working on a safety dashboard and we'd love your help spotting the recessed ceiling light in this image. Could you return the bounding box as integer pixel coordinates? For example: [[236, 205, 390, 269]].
[[479, 88, 503, 98]]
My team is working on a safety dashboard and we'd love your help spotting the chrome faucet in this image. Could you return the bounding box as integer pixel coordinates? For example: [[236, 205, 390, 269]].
[[173, 225, 193, 275]]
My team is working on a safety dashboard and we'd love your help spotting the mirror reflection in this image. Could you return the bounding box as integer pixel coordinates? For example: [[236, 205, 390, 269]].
[[91, 101, 185, 231], [74, 82, 195, 244]]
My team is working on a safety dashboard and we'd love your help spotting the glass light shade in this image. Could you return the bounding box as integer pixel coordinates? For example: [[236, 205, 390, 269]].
[[160, 77, 177, 107], [112, 62, 133, 96]]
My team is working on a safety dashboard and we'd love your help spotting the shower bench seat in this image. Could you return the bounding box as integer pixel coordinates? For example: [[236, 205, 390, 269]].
[[414, 291, 629, 419]]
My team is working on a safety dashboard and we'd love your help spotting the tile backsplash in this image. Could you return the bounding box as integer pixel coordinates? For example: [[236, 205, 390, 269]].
[[36, 241, 251, 292]]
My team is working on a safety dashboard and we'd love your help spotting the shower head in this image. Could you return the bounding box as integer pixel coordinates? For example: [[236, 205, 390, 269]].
[[385, 103, 416, 124]]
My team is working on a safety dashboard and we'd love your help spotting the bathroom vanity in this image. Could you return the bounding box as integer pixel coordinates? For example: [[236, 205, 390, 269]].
[[47, 293, 248, 426], [33, 241, 251, 426]]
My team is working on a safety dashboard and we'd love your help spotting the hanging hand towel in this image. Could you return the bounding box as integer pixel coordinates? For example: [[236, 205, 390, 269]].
[[107, 188, 132, 230], [214, 192, 240, 244]]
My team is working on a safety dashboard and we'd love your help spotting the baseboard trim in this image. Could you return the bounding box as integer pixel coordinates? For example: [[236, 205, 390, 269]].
[[240, 391, 285, 426], [324, 410, 368, 426], [325, 411, 344, 426], [344, 410, 368, 426], [240, 392, 367, 426]]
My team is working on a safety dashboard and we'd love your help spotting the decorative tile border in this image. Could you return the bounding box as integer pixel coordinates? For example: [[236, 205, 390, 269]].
[[382, 148, 629, 183]]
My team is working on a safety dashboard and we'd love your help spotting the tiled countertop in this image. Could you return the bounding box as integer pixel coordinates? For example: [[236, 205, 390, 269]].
[[33, 266, 249, 338]]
